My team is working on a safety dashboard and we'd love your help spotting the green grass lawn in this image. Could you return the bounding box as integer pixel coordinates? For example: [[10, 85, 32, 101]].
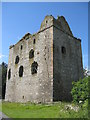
[[2, 101, 88, 118]]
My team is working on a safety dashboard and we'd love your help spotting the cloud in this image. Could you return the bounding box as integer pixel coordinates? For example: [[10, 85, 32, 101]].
[[0, 53, 7, 59]]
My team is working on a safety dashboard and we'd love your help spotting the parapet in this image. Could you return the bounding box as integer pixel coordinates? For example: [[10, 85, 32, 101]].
[[13, 32, 31, 47], [56, 16, 73, 36], [22, 33, 31, 40], [40, 15, 73, 36], [40, 15, 54, 31], [9, 45, 14, 49]]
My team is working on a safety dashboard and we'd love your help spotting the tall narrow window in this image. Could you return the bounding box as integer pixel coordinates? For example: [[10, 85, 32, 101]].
[[61, 46, 66, 54], [8, 69, 11, 80], [15, 56, 19, 64], [29, 49, 34, 59], [21, 45, 23, 50], [31, 61, 38, 74], [46, 20, 48, 23], [33, 39, 36, 44], [19, 66, 23, 77]]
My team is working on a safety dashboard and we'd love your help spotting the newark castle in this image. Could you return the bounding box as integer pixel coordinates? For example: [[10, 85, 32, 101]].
[[5, 15, 83, 103]]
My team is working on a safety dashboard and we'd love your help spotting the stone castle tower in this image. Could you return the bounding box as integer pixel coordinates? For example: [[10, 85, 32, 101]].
[[5, 15, 83, 103]]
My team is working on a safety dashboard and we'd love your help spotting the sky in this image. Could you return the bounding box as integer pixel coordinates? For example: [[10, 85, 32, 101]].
[[1, 2, 88, 69]]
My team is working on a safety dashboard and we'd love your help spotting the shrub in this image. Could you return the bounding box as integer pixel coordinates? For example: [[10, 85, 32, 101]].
[[71, 77, 89, 103]]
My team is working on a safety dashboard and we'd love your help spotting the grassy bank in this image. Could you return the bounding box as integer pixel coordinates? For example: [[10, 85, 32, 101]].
[[2, 101, 88, 118]]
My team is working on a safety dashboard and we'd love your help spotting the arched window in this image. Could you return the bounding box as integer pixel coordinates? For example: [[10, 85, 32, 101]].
[[31, 61, 38, 74], [15, 56, 19, 64], [29, 49, 34, 59], [19, 66, 23, 77], [8, 69, 11, 80], [61, 46, 66, 54]]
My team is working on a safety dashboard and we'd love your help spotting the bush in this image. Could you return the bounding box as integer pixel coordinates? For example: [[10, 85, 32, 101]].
[[71, 77, 89, 103]]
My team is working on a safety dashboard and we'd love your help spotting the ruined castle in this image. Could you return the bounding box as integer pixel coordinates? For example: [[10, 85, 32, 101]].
[[5, 15, 83, 103]]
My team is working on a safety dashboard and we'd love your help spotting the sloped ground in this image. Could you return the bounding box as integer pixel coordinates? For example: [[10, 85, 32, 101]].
[[0, 100, 9, 119], [0, 111, 9, 119], [2, 101, 88, 119]]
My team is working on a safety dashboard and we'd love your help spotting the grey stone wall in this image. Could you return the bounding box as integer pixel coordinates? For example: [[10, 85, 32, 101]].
[[5, 16, 53, 103], [53, 23, 83, 101]]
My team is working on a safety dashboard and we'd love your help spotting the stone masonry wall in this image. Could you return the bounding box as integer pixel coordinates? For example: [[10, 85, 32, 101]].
[[5, 16, 53, 103], [53, 22, 83, 101]]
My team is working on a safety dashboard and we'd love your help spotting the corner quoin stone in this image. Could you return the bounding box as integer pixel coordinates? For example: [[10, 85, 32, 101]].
[[5, 15, 84, 103]]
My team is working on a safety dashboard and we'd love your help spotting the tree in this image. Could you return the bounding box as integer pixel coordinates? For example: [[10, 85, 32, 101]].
[[0, 62, 7, 99]]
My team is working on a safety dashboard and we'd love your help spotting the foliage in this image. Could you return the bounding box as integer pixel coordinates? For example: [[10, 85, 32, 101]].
[[71, 77, 89, 103], [0, 62, 7, 99], [2, 101, 88, 118]]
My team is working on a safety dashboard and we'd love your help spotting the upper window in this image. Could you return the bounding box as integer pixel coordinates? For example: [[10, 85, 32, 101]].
[[8, 69, 11, 80], [33, 39, 36, 44], [21, 45, 23, 50], [15, 56, 19, 64], [31, 61, 38, 74], [29, 49, 34, 59], [61, 46, 66, 54], [46, 20, 48, 23], [19, 66, 23, 77]]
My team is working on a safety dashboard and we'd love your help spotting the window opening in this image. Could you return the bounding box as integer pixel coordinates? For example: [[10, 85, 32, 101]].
[[15, 56, 19, 64], [31, 61, 38, 74], [19, 66, 23, 77], [8, 69, 11, 80], [29, 49, 34, 59], [61, 46, 66, 54], [21, 45, 23, 50], [33, 39, 36, 44]]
